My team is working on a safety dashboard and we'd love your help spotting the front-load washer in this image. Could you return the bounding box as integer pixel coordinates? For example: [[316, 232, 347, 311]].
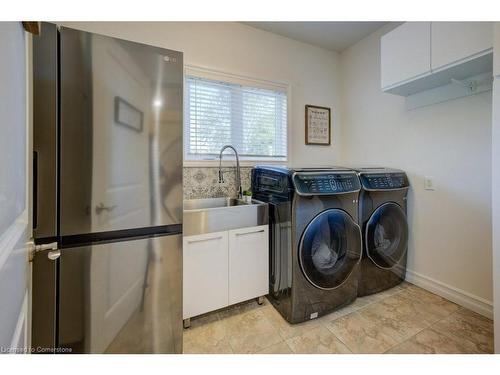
[[252, 166, 362, 324], [354, 168, 410, 296]]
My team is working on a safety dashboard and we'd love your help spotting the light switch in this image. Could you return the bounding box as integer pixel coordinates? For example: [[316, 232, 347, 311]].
[[424, 176, 435, 191]]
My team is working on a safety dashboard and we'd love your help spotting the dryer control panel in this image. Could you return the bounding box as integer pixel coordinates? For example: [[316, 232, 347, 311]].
[[359, 173, 409, 190], [292, 172, 361, 196]]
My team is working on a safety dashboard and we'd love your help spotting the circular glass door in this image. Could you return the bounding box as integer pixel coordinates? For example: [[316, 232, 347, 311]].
[[299, 209, 362, 290], [365, 202, 408, 269]]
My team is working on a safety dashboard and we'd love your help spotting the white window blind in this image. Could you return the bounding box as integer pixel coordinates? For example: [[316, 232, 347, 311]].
[[185, 75, 287, 161]]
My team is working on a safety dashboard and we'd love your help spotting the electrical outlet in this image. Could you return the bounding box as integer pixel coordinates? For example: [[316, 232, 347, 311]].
[[424, 176, 435, 191]]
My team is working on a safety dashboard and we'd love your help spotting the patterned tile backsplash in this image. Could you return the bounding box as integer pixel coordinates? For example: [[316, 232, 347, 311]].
[[183, 167, 253, 200]]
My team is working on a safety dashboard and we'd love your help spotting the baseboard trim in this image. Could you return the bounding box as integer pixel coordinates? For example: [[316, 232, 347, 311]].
[[405, 269, 493, 319]]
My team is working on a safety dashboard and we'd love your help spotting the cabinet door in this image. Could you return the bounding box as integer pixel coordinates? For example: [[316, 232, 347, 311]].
[[432, 22, 493, 71], [228, 225, 269, 306], [494, 23, 500, 77], [381, 22, 431, 89], [183, 231, 228, 319]]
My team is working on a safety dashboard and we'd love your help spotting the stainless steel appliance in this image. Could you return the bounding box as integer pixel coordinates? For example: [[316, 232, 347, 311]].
[[252, 166, 362, 324], [31, 23, 183, 353], [354, 168, 410, 296]]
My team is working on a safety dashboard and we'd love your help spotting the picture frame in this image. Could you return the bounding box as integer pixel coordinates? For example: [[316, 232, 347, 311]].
[[305, 104, 331, 145], [114, 96, 144, 132]]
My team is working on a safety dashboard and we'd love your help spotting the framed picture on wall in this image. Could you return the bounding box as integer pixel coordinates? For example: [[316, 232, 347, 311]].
[[114, 96, 144, 132], [305, 105, 331, 145]]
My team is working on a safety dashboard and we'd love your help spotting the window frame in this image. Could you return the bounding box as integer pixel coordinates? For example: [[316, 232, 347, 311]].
[[183, 65, 291, 167]]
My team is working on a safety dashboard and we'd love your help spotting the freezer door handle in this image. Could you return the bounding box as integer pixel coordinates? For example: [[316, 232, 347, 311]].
[[47, 249, 61, 260]]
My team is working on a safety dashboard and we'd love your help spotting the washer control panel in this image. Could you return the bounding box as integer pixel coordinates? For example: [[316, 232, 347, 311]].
[[292, 172, 361, 195], [359, 173, 409, 190]]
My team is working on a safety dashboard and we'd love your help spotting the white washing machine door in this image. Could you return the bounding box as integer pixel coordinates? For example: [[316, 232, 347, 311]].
[[365, 202, 408, 269], [299, 209, 362, 290]]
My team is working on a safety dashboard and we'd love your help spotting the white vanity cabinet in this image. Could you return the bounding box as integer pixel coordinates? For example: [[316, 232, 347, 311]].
[[183, 224, 269, 322], [228, 225, 269, 305], [183, 231, 229, 320]]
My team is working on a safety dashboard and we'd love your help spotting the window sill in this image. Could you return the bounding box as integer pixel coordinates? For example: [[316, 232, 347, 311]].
[[183, 159, 287, 168]]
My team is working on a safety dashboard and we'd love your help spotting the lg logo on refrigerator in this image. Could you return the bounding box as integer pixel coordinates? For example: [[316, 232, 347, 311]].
[[163, 55, 177, 63]]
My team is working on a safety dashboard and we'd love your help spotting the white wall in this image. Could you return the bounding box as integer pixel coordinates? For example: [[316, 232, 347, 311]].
[[339, 25, 493, 317], [59, 22, 342, 167]]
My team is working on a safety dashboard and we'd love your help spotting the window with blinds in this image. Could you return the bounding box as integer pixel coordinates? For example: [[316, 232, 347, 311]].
[[185, 75, 288, 161]]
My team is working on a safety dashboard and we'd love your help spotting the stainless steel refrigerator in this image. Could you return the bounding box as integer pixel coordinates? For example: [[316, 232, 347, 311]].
[[31, 23, 183, 353]]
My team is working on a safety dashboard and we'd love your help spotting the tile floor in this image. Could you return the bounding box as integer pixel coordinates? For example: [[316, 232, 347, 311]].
[[183, 282, 494, 354]]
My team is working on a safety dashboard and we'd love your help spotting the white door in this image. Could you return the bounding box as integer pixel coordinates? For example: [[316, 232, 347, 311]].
[[228, 225, 269, 305], [87, 34, 152, 352], [0, 23, 31, 353]]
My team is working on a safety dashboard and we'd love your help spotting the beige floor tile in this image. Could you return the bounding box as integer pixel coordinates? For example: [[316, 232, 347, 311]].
[[224, 308, 282, 353], [320, 303, 359, 322], [403, 286, 460, 319], [398, 281, 413, 289], [183, 321, 233, 354], [357, 298, 430, 341], [349, 293, 381, 309], [371, 284, 405, 300], [386, 328, 474, 354], [256, 341, 294, 354], [218, 298, 268, 320], [325, 311, 399, 353], [431, 308, 493, 354], [320, 293, 385, 323], [453, 307, 494, 330], [261, 305, 323, 340], [286, 326, 352, 354], [181, 283, 486, 355], [379, 292, 457, 327]]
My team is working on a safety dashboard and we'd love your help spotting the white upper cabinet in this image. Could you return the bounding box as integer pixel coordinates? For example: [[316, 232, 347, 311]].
[[381, 22, 494, 97], [494, 23, 500, 77], [381, 22, 431, 90], [432, 22, 493, 71]]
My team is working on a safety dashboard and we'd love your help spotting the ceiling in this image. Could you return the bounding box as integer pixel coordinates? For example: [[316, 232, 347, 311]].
[[243, 22, 389, 52]]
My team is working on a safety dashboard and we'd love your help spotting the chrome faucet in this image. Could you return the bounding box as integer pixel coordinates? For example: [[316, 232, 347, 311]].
[[218, 145, 242, 199]]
